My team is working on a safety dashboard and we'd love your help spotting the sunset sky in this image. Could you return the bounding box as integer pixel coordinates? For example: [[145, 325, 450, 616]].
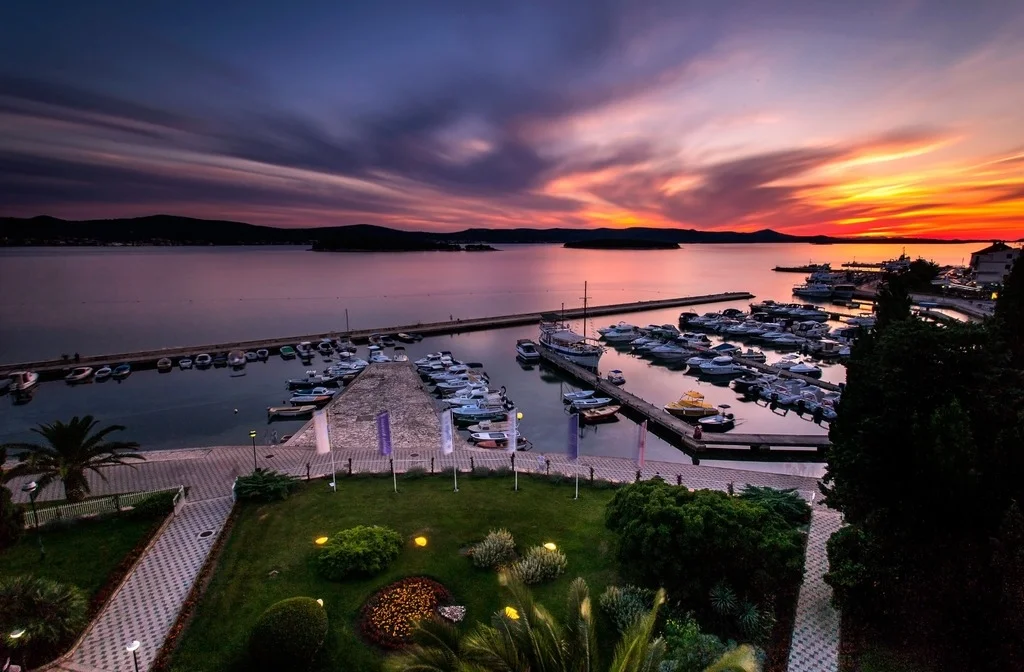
[[2, 1, 1023, 238]]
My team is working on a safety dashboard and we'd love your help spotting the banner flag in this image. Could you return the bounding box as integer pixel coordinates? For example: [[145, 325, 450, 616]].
[[377, 411, 392, 456], [568, 412, 579, 460], [637, 420, 648, 469], [440, 409, 454, 455], [506, 409, 518, 454], [314, 411, 330, 455]]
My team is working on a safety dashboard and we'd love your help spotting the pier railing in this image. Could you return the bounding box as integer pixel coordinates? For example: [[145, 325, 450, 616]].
[[27, 486, 184, 527]]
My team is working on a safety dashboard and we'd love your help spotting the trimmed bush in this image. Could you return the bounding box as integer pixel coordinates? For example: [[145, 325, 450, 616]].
[[249, 597, 328, 669], [599, 584, 656, 634], [663, 615, 731, 672], [0, 485, 24, 550], [471, 528, 517, 569], [508, 545, 567, 584], [0, 576, 87, 653], [317, 525, 403, 580], [125, 491, 175, 521], [401, 467, 427, 480], [235, 468, 300, 502], [737, 485, 811, 528]]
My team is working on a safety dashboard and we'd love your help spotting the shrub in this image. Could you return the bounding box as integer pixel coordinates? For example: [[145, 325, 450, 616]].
[[125, 491, 175, 521], [249, 597, 328, 669], [0, 485, 24, 550], [401, 467, 427, 480], [599, 584, 655, 634], [0, 576, 87, 654], [472, 467, 494, 478], [317, 525, 403, 580], [471, 528, 517, 569], [234, 468, 300, 502], [662, 615, 730, 672], [737, 485, 811, 528], [508, 545, 567, 584]]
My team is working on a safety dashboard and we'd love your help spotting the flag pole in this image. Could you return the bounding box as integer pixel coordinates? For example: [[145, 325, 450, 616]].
[[392, 458, 397, 494], [453, 458, 459, 492], [574, 462, 579, 500]]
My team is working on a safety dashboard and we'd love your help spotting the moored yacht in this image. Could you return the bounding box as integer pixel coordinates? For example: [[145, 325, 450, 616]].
[[538, 316, 604, 368], [515, 339, 542, 361]]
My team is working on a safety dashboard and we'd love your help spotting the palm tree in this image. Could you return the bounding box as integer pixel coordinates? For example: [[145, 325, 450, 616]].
[[4, 416, 143, 502], [386, 575, 667, 672]]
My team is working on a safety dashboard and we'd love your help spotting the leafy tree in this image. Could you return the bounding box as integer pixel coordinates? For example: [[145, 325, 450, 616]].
[[905, 258, 940, 291], [385, 576, 668, 672], [604, 482, 803, 613], [873, 271, 912, 330], [3, 416, 143, 502]]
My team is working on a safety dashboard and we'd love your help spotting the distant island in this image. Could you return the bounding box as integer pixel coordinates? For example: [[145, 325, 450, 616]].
[[564, 239, 679, 250], [0, 214, 989, 247]]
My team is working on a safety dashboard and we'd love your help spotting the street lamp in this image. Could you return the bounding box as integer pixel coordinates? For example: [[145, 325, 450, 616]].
[[249, 430, 258, 471], [21, 481, 43, 559], [126, 640, 141, 672]]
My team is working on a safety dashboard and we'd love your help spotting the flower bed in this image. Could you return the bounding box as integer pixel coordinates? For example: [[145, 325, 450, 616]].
[[359, 576, 453, 649]]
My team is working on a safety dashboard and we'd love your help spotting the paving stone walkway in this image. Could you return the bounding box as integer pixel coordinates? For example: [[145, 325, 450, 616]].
[[787, 505, 844, 672]]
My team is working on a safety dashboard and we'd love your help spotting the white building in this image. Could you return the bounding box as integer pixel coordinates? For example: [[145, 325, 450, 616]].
[[970, 241, 1020, 285]]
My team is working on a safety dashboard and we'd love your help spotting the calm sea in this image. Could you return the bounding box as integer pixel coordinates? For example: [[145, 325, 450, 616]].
[[0, 242, 982, 477]]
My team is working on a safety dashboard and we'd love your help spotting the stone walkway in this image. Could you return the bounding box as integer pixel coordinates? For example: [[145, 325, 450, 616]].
[[787, 506, 844, 672]]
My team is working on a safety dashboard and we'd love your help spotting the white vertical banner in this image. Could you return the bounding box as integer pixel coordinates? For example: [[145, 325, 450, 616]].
[[440, 409, 454, 455], [506, 409, 518, 454], [314, 411, 330, 455]]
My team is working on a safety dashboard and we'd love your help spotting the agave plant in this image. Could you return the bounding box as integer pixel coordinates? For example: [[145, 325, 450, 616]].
[[4, 416, 143, 502]]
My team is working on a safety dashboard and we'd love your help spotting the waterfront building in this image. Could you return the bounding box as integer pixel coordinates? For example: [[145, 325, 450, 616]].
[[970, 241, 1020, 285]]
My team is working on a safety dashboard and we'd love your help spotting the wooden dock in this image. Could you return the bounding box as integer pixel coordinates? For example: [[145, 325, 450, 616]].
[[1, 291, 753, 380], [536, 349, 830, 463]]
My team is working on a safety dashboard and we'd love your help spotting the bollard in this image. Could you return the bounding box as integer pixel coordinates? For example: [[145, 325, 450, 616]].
[[348, 457, 353, 475], [545, 458, 551, 475], [635, 470, 641, 482], [306, 462, 311, 481], [470, 456, 475, 470], [589, 466, 595, 483], [389, 458, 394, 474], [431, 457, 435, 473], [676, 475, 682, 486], [727, 482, 734, 496], [114, 494, 121, 512], [510, 453, 515, 468]]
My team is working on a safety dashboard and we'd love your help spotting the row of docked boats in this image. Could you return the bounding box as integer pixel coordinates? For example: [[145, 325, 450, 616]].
[[560, 389, 623, 423], [732, 373, 840, 422], [663, 391, 736, 432], [267, 356, 370, 419]]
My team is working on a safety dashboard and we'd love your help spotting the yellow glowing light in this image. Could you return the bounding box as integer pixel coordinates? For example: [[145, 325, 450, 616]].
[[543, 542, 557, 551], [316, 599, 324, 607], [516, 412, 523, 420], [414, 536, 428, 547], [314, 536, 329, 545], [504, 606, 520, 620]]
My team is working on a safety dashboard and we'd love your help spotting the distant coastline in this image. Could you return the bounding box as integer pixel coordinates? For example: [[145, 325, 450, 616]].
[[0, 214, 990, 247], [564, 239, 679, 250]]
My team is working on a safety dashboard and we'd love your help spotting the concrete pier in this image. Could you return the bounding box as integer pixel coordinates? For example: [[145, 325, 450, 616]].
[[1, 291, 753, 379]]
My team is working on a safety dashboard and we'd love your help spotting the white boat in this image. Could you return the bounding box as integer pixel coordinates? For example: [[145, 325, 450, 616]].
[[571, 396, 613, 409], [9, 371, 39, 392], [370, 352, 392, 363], [607, 370, 626, 385], [393, 347, 409, 362], [562, 390, 595, 402], [470, 430, 522, 443], [256, 349, 270, 360], [685, 355, 714, 368], [245, 351, 259, 362], [789, 362, 823, 377], [156, 358, 173, 372], [441, 392, 504, 407], [698, 356, 746, 376], [538, 322, 604, 368], [791, 321, 830, 339], [792, 283, 833, 298], [698, 413, 735, 432], [678, 333, 712, 347], [178, 358, 193, 370], [769, 354, 801, 369], [289, 394, 333, 405], [737, 348, 766, 363], [451, 406, 509, 421], [515, 339, 542, 361], [65, 367, 93, 383], [709, 343, 739, 355], [845, 315, 877, 328], [227, 350, 246, 367], [650, 343, 689, 360], [94, 365, 113, 380], [195, 353, 213, 368], [291, 386, 337, 397], [601, 325, 643, 343], [267, 404, 316, 418]]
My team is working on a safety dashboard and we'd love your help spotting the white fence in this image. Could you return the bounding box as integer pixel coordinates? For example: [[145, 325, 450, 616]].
[[26, 486, 185, 528]]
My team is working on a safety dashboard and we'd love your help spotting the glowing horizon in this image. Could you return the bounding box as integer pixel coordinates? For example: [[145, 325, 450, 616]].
[[2, 2, 1023, 240]]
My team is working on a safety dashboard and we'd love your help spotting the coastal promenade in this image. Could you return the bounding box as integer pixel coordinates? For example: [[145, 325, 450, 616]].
[[0, 291, 753, 379], [4, 362, 838, 672]]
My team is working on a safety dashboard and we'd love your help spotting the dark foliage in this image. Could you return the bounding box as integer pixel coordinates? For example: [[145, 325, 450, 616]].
[[316, 525, 403, 581], [234, 468, 300, 502], [737, 486, 811, 528], [125, 491, 175, 521], [873, 271, 912, 330], [249, 597, 328, 670]]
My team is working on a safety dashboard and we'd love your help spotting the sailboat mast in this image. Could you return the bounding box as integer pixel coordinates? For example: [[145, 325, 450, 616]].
[[583, 281, 588, 339]]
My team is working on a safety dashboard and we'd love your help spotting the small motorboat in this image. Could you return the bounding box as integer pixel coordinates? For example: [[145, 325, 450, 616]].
[[562, 390, 595, 402], [709, 343, 739, 355], [195, 353, 213, 368], [515, 339, 542, 361], [178, 358, 193, 370], [393, 346, 409, 362], [381, 335, 396, 347], [9, 371, 40, 392], [664, 391, 718, 419], [451, 406, 509, 422], [212, 354, 228, 368], [396, 332, 421, 343], [606, 370, 626, 385], [475, 438, 533, 451], [790, 362, 823, 378], [738, 348, 767, 363], [699, 356, 746, 377], [290, 386, 337, 397], [267, 404, 317, 419], [698, 412, 735, 432], [256, 349, 270, 360], [245, 351, 259, 362], [112, 364, 132, 380], [289, 394, 333, 406], [571, 396, 614, 409], [580, 404, 621, 423], [370, 352, 392, 363], [227, 350, 246, 368], [470, 430, 522, 443], [317, 342, 334, 355], [65, 366, 93, 383], [157, 358, 173, 372], [466, 420, 511, 433], [280, 346, 297, 359], [94, 366, 113, 381]]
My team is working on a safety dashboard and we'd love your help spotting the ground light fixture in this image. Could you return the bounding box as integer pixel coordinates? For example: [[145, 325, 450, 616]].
[[414, 536, 428, 547], [126, 640, 141, 672], [21, 481, 44, 559], [503, 606, 520, 620], [315, 536, 329, 545], [543, 542, 557, 551], [316, 599, 324, 607]]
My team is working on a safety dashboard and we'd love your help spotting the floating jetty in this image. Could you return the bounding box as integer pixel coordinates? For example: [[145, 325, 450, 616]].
[[536, 350, 830, 463], [2, 292, 752, 380]]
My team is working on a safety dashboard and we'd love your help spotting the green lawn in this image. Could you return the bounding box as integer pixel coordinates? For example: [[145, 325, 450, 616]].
[[170, 475, 621, 672], [1, 514, 158, 598]]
